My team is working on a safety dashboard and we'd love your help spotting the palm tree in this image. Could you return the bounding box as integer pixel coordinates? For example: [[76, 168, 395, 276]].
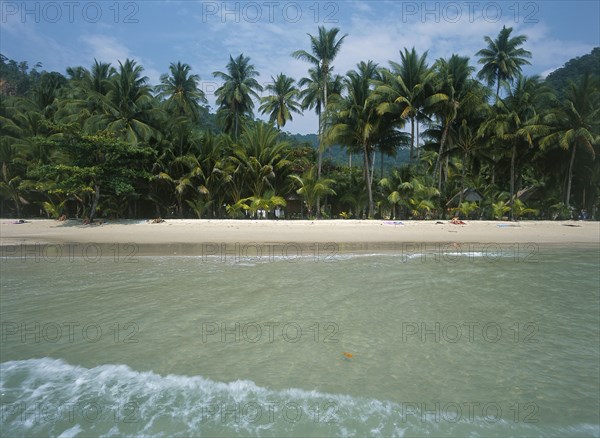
[[430, 55, 475, 188], [290, 166, 336, 217], [213, 54, 263, 138], [373, 48, 435, 161], [292, 26, 347, 178], [379, 168, 413, 219], [229, 122, 291, 198], [479, 75, 550, 213], [259, 73, 302, 129], [297, 66, 344, 158], [60, 60, 115, 126], [328, 61, 401, 217], [157, 153, 204, 218], [156, 61, 206, 122], [84, 59, 157, 144], [541, 74, 599, 207], [476, 25, 532, 100]]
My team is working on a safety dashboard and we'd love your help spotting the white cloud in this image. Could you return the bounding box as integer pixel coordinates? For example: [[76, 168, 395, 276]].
[[79, 35, 162, 84], [4, 0, 596, 134]]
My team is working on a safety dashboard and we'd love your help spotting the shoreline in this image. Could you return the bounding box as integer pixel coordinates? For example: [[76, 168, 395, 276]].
[[1, 219, 598, 256]]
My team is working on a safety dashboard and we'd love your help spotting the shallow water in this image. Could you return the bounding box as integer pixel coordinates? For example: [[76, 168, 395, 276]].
[[1, 244, 599, 436]]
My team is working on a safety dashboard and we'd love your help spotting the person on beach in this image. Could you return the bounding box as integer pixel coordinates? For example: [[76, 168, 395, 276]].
[[450, 216, 466, 225]]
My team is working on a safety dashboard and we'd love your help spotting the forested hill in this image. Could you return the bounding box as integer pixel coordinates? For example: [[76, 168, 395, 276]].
[[544, 47, 600, 95]]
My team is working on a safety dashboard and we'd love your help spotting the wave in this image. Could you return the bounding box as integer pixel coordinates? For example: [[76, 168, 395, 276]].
[[1, 358, 597, 437]]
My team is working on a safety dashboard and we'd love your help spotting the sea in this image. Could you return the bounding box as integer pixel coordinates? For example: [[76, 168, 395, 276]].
[[1, 241, 599, 436]]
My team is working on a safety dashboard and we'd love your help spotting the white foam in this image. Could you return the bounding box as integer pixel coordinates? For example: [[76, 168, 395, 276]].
[[1, 358, 596, 437]]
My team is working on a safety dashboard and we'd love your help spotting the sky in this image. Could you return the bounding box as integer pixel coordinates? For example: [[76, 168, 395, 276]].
[[1, 0, 599, 134]]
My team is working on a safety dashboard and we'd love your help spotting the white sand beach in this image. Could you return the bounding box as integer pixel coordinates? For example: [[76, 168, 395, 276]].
[[1, 219, 598, 255]]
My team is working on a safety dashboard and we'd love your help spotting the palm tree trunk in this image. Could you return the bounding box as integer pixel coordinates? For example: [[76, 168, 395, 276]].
[[14, 195, 21, 218], [409, 117, 415, 161], [316, 113, 322, 218], [445, 156, 449, 183], [565, 143, 577, 206], [370, 150, 376, 186], [89, 184, 100, 222], [363, 146, 374, 217], [510, 142, 516, 219], [459, 150, 467, 205], [319, 67, 328, 179], [436, 120, 450, 190], [416, 122, 420, 160]]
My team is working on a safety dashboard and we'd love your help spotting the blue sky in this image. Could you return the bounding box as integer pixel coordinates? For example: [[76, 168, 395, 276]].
[[1, 1, 599, 134]]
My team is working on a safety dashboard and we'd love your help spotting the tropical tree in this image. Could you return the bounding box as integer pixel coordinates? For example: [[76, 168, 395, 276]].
[[476, 25, 532, 99], [290, 166, 336, 217], [259, 73, 302, 129], [328, 61, 401, 217], [479, 75, 549, 213], [31, 131, 154, 222], [292, 26, 347, 178], [430, 54, 475, 188], [213, 54, 263, 138], [540, 74, 599, 207], [84, 59, 157, 145], [157, 152, 204, 217], [229, 122, 291, 198], [156, 61, 206, 122], [374, 48, 437, 161], [379, 168, 413, 219]]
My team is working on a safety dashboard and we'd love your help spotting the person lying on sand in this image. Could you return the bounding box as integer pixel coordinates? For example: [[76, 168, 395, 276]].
[[450, 216, 466, 225]]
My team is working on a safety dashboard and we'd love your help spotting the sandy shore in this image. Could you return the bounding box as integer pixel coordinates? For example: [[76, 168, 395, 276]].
[[1, 219, 598, 255]]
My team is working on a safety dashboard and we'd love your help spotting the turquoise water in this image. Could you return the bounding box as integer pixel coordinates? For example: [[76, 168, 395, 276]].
[[1, 244, 599, 436]]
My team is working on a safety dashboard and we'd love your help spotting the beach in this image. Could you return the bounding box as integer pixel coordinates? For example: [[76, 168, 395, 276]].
[[1, 219, 598, 254], [2, 218, 599, 436]]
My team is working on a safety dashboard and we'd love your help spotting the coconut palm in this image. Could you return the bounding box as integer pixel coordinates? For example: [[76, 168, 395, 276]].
[[59, 60, 115, 126], [479, 75, 550, 214], [259, 73, 302, 129], [84, 59, 157, 144], [476, 25, 532, 100], [213, 54, 263, 138], [156, 61, 206, 122], [373, 48, 436, 161], [229, 122, 291, 198], [540, 74, 599, 207], [328, 61, 401, 217], [292, 26, 347, 178], [379, 168, 413, 219], [290, 166, 336, 217], [430, 55, 475, 187]]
